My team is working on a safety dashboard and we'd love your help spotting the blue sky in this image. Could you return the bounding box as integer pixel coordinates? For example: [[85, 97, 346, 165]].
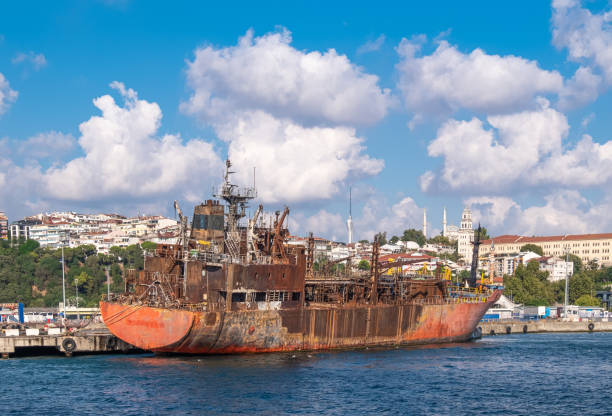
[[1, 0, 612, 241]]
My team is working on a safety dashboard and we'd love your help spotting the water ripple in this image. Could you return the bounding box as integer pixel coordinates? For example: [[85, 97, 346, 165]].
[[1, 333, 610, 415]]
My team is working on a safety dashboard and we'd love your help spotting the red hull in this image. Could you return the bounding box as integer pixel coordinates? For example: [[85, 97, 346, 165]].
[[101, 291, 500, 354]]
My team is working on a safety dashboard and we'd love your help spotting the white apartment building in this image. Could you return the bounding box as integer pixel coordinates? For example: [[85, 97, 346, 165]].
[[535, 257, 574, 282], [22, 212, 178, 252], [29, 223, 72, 248]]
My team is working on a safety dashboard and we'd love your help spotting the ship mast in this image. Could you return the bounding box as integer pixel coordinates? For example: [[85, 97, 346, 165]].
[[469, 224, 482, 287], [214, 159, 257, 259]]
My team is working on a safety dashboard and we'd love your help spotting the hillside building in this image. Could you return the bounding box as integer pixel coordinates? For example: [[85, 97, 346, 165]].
[[479, 233, 612, 267], [0, 212, 8, 240]]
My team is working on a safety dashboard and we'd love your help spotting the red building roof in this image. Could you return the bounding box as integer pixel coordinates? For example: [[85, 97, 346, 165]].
[[482, 232, 612, 246]]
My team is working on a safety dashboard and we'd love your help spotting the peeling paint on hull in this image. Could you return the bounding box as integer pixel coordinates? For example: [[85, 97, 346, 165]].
[[101, 291, 500, 354]]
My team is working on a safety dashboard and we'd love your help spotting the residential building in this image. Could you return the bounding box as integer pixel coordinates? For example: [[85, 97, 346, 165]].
[[16, 211, 178, 252], [480, 251, 541, 277], [0, 212, 8, 240], [533, 256, 573, 282], [29, 223, 72, 248], [479, 233, 612, 267], [9, 219, 42, 241]]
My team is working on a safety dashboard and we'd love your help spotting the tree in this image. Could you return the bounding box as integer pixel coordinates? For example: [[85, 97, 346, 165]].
[[567, 254, 583, 273], [358, 240, 369, 244], [458, 270, 470, 283], [401, 229, 425, 247], [476, 226, 490, 241], [575, 294, 601, 307], [520, 244, 544, 256], [503, 263, 555, 306], [373, 232, 387, 246], [357, 260, 370, 271], [428, 235, 452, 246], [569, 273, 594, 303], [586, 259, 600, 271], [18, 239, 40, 255], [389, 236, 399, 245], [141, 241, 157, 251]]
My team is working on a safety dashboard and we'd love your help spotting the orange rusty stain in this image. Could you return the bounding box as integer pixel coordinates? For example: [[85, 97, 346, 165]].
[[101, 301, 195, 350]]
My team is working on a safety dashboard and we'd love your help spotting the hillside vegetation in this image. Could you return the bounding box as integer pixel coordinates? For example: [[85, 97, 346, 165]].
[[0, 239, 146, 307], [503, 260, 612, 307]]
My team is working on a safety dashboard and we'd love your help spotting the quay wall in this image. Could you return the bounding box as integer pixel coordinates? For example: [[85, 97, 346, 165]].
[[480, 320, 612, 336], [0, 332, 135, 358]]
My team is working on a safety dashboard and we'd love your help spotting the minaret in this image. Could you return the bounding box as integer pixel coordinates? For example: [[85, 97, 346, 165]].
[[443, 207, 447, 237], [347, 187, 353, 244], [423, 208, 427, 239]]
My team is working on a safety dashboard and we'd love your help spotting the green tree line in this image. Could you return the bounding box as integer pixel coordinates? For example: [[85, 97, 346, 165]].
[[0, 238, 149, 307], [504, 260, 612, 307]]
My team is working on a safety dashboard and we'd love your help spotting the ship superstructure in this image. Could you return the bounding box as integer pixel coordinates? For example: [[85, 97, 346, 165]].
[[101, 161, 499, 354]]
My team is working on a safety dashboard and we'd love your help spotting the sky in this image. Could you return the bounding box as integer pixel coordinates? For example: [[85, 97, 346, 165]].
[[1, 0, 612, 242]]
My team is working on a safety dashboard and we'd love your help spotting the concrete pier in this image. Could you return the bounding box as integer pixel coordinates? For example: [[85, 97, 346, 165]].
[[480, 320, 612, 336], [0, 330, 136, 358]]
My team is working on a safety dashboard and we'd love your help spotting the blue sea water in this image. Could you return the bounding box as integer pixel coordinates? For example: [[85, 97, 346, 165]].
[[1, 332, 610, 415]]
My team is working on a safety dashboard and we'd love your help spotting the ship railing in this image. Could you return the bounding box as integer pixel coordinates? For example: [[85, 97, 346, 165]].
[[190, 250, 229, 264], [445, 293, 490, 304]]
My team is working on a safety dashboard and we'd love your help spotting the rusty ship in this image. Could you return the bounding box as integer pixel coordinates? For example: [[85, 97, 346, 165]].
[[101, 160, 500, 354]]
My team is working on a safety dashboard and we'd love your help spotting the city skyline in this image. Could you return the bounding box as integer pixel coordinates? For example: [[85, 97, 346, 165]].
[[1, 1, 612, 242]]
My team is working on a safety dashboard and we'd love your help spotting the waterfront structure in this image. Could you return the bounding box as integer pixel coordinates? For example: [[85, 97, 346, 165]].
[[0, 212, 8, 240], [479, 234, 612, 267]]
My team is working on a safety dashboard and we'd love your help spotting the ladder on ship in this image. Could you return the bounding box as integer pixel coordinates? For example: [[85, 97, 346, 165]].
[[225, 232, 240, 260]]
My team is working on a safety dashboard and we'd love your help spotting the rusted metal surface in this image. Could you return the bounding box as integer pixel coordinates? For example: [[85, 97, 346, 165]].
[[100, 291, 500, 354], [100, 302, 194, 350]]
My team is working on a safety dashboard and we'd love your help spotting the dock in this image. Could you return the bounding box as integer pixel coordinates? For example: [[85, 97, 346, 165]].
[[0, 326, 137, 358], [480, 320, 612, 336]]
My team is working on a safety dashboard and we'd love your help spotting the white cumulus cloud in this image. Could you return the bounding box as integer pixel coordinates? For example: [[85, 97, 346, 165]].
[[44, 82, 223, 202], [0, 73, 18, 115], [421, 101, 571, 192], [183, 29, 386, 205], [396, 38, 564, 117], [219, 111, 383, 204], [183, 29, 392, 127], [468, 191, 612, 236], [18, 131, 76, 159], [553, 0, 612, 84]]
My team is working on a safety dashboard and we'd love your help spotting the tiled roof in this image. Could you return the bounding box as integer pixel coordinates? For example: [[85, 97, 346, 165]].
[[482, 232, 612, 245]]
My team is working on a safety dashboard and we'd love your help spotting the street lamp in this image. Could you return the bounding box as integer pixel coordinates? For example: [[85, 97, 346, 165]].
[[61, 244, 66, 330], [564, 250, 570, 320], [74, 278, 79, 320]]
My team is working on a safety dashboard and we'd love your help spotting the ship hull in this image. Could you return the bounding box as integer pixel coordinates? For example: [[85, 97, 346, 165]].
[[101, 291, 500, 354]]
